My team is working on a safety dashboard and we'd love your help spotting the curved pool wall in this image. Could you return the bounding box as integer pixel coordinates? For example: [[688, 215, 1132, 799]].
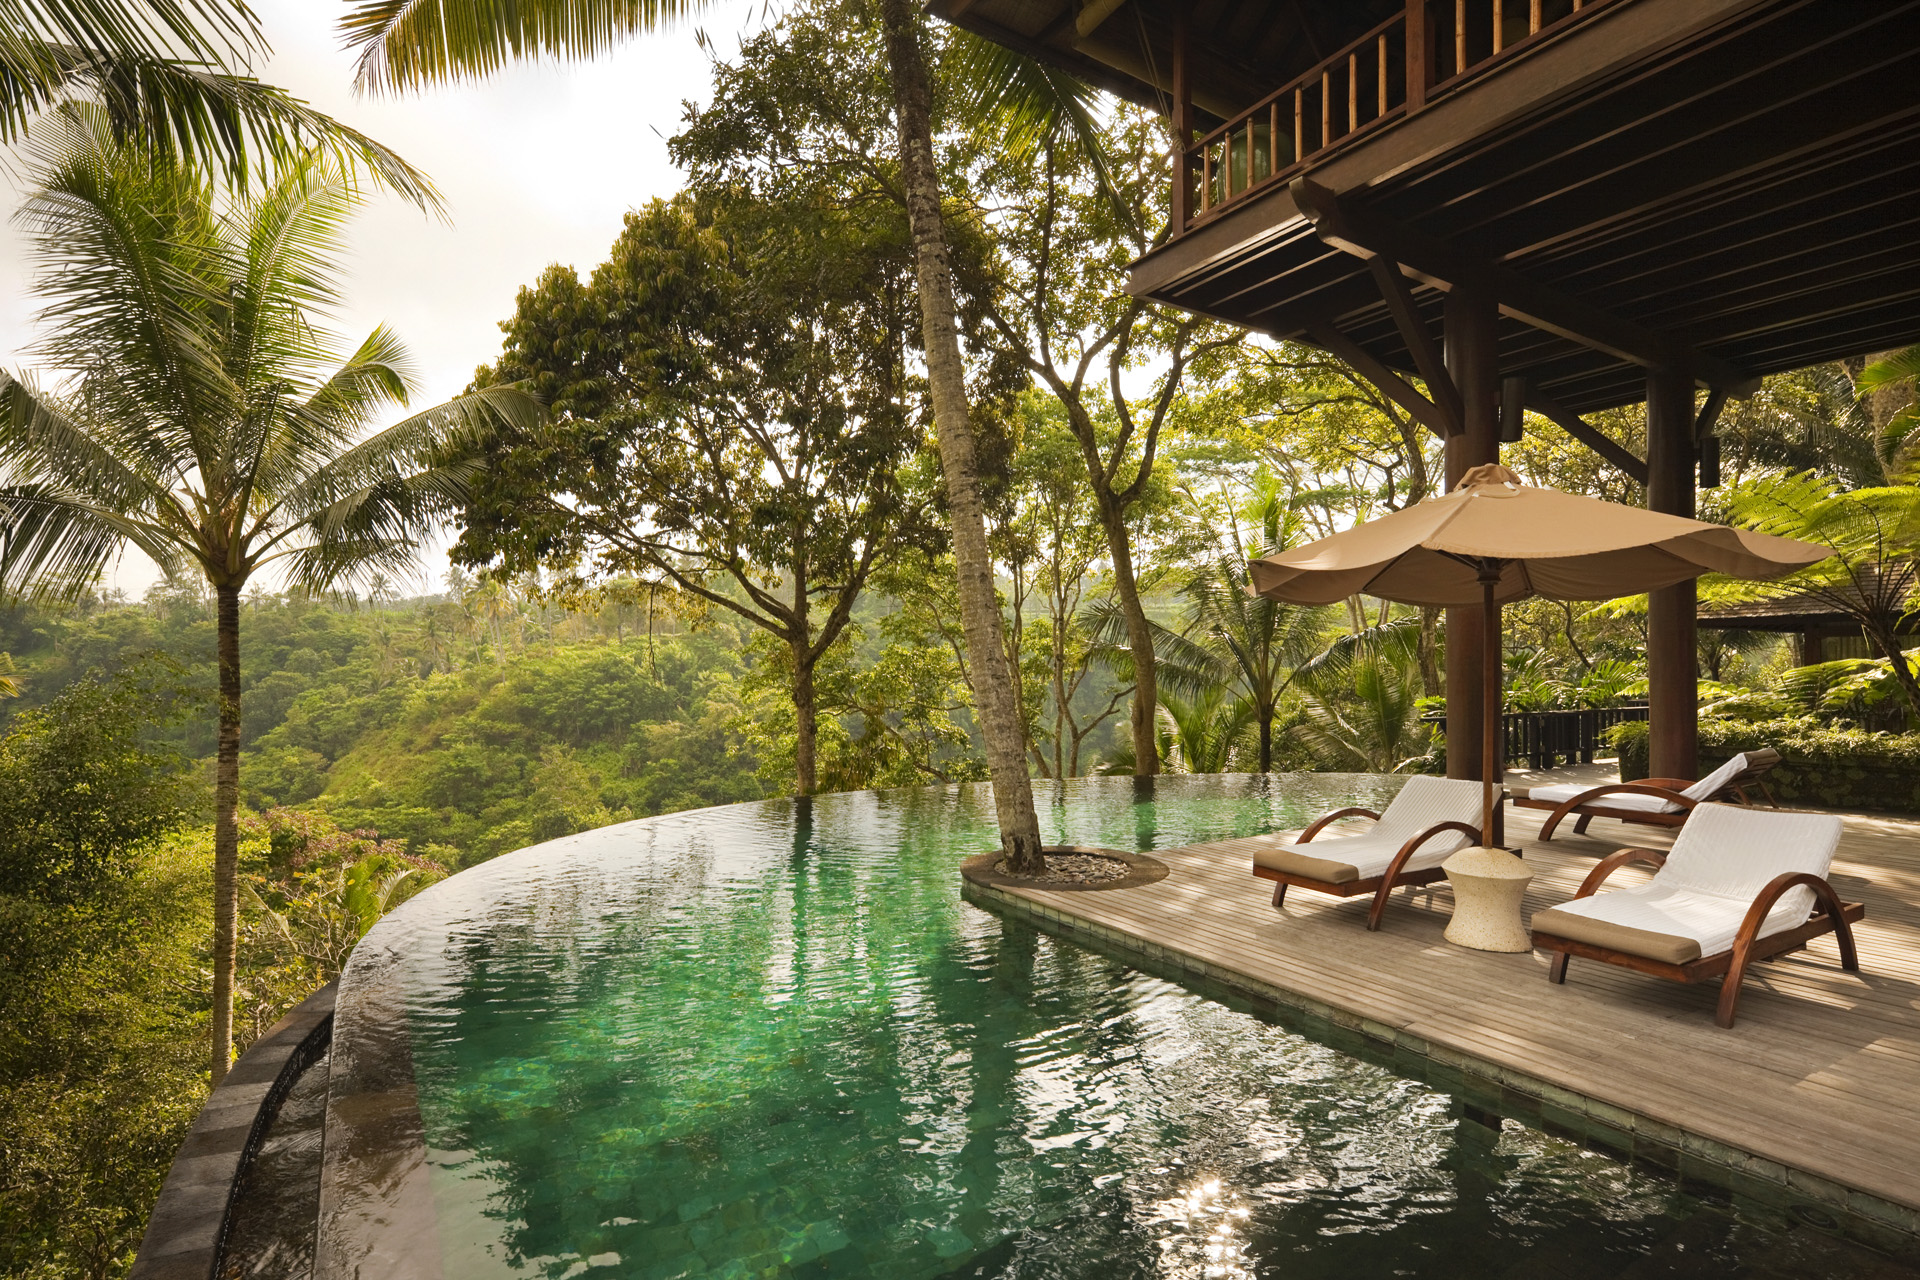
[[316, 776, 1916, 1279]]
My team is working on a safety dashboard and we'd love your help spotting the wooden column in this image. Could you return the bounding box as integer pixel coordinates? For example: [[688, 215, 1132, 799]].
[[1171, 10, 1191, 232], [1444, 288, 1500, 784], [1646, 367, 1698, 780]]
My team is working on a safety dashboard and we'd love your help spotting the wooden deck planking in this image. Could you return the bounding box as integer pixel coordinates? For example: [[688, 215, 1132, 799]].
[[969, 801, 1920, 1226]]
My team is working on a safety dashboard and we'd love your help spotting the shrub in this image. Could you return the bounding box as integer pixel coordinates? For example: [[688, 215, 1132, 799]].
[[1611, 717, 1920, 813]]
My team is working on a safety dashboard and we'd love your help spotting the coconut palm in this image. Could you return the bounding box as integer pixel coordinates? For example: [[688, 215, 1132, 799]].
[[4, 0, 436, 204], [0, 108, 541, 1079], [335, 0, 1113, 873]]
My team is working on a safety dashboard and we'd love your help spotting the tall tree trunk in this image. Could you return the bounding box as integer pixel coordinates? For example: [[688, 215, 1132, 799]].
[[1098, 497, 1160, 775], [879, 0, 1045, 874], [1257, 713, 1273, 773], [211, 583, 242, 1082], [792, 634, 818, 796]]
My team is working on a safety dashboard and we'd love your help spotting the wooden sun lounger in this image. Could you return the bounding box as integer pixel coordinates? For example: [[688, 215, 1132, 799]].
[[1511, 748, 1781, 840], [1531, 847, 1864, 1029], [1251, 776, 1486, 932], [1253, 807, 1482, 932]]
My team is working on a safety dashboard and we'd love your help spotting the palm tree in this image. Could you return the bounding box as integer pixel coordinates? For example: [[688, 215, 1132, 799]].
[[1171, 559, 1328, 771], [4, 0, 437, 204], [333, 0, 1116, 873], [0, 109, 540, 1080]]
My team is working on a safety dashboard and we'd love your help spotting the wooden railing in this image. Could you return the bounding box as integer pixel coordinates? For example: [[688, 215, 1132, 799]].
[[1177, 0, 1617, 232], [1422, 702, 1649, 770]]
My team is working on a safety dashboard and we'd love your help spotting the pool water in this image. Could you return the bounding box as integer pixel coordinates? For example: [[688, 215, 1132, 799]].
[[378, 775, 1908, 1278]]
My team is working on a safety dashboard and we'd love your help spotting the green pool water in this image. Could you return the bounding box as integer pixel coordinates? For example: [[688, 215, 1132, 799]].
[[387, 775, 1903, 1278]]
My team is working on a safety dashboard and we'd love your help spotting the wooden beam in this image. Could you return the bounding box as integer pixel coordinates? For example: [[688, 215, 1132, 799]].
[[1694, 386, 1728, 441], [1525, 387, 1649, 485], [1291, 176, 1761, 395], [1305, 316, 1453, 441], [1366, 256, 1464, 434]]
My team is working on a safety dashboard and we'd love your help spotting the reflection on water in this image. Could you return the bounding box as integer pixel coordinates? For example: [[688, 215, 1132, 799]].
[[369, 776, 1913, 1278]]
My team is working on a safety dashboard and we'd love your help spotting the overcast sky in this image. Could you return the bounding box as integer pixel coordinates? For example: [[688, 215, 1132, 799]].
[[0, 0, 774, 597]]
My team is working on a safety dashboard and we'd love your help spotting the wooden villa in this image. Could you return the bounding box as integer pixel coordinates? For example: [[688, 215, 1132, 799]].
[[933, 0, 1920, 780]]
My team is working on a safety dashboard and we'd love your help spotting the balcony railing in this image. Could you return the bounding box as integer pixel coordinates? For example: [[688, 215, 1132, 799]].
[[1176, 0, 1620, 233]]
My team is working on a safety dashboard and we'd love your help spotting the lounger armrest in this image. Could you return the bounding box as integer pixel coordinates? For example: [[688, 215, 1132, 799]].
[[1365, 820, 1483, 931], [1629, 777, 1698, 790], [1734, 872, 1848, 943], [1298, 807, 1380, 843], [1565, 783, 1698, 809], [1392, 821, 1482, 864], [1717, 872, 1861, 1026], [1574, 848, 1668, 899]]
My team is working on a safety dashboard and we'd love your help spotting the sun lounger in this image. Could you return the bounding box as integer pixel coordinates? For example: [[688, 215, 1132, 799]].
[[1251, 775, 1485, 931], [1529, 802, 1863, 1027], [1509, 748, 1780, 840]]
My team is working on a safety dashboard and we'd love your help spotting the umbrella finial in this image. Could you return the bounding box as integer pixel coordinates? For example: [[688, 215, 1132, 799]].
[[1456, 463, 1522, 491]]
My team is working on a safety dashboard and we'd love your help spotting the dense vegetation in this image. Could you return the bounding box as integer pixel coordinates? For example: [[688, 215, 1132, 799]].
[[4, 0, 1920, 1275]]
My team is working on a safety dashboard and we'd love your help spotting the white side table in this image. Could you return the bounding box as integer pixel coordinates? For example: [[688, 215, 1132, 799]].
[[1441, 847, 1534, 952]]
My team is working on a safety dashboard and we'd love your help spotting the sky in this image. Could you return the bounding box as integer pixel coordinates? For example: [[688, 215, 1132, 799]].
[[0, 0, 775, 597]]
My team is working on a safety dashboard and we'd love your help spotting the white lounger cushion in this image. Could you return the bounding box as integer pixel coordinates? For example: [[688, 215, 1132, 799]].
[[1254, 775, 1483, 881], [1535, 802, 1842, 957], [1526, 752, 1751, 813]]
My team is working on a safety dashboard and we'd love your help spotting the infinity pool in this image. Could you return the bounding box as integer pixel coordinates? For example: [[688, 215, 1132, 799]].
[[339, 775, 1906, 1278]]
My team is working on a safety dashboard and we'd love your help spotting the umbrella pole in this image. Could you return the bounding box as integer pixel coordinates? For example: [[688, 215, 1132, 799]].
[[1480, 570, 1501, 849]]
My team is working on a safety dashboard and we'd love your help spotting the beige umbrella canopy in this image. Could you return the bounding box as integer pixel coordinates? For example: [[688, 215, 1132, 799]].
[[1250, 464, 1831, 846]]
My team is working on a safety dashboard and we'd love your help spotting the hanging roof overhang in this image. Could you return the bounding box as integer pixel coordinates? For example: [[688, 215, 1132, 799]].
[[936, 0, 1920, 419]]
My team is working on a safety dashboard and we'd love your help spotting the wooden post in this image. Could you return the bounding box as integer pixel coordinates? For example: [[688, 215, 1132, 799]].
[[1646, 367, 1698, 781], [1445, 288, 1501, 793], [1407, 0, 1428, 110], [1171, 9, 1191, 232]]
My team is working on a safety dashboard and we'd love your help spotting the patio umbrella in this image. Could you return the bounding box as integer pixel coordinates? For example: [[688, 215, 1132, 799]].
[[1249, 464, 1830, 847]]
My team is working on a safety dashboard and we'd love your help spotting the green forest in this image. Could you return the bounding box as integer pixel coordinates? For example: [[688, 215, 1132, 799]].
[[4, 0, 1919, 1275]]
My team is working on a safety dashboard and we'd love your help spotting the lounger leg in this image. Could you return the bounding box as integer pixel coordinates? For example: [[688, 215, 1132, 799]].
[[1716, 943, 1756, 1028], [1548, 952, 1569, 984], [1365, 880, 1393, 931], [1271, 881, 1287, 910], [1833, 910, 1860, 973], [1573, 813, 1593, 836]]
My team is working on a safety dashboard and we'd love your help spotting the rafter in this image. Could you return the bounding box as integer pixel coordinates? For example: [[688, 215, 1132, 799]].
[[1290, 177, 1761, 396]]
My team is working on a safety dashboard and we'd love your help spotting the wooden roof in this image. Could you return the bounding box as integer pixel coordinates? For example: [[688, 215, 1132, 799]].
[[942, 0, 1920, 417]]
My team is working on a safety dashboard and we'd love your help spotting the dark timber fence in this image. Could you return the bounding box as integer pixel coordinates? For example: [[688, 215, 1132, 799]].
[[1426, 703, 1649, 771]]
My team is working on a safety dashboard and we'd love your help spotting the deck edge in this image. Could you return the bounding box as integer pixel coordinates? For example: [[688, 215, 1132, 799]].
[[963, 878, 1920, 1258]]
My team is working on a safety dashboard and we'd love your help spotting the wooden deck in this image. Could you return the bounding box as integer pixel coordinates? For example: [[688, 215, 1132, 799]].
[[963, 792, 1920, 1249]]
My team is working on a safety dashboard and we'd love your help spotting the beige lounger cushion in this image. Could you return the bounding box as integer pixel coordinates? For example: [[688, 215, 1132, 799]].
[[1251, 847, 1361, 883], [1530, 906, 1702, 964]]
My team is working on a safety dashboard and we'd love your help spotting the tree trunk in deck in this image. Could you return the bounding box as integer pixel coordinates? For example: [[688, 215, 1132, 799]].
[[879, 0, 1045, 874]]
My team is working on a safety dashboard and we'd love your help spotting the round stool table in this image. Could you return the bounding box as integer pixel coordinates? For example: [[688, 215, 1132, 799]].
[[1441, 846, 1534, 952]]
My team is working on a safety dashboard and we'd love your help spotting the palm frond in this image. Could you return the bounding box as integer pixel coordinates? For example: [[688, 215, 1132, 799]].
[[945, 30, 1122, 220], [271, 383, 543, 523], [1292, 617, 1423, 691], [1856, 345, 1920, 396], [341, 0, 712, 96], [3, 42, 440, 209]]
